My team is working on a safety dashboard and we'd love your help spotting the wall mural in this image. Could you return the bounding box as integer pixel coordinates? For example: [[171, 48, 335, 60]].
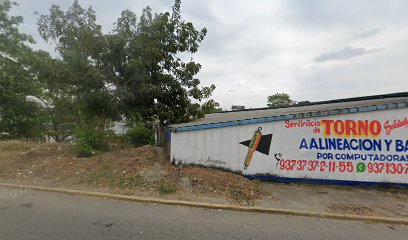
[[237, 114, 407, 184], [240, 127, 273, 169], [171, 108, 407, 185]]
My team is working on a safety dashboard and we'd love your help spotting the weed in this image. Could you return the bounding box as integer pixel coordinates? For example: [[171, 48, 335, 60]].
[[78, 165, 113, 185], [157, 181, 177, 195], [0, 140, 36, 152], [74, 125, 109, 157], [78, 165, 146, 190], [117, 175, 145, 189]]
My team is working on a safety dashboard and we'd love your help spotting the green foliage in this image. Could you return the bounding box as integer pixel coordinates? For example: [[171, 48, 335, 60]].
[[37, 0, 213, 125], [74, 124, 109, 157], [201, 99, 223, 114], [296, 100, 312, 106], [267, 93, 294, 108], [266, 94, 311, 108], [0, 0, 45, 139], [2, 0, 215, 143], [37, 0, 118, 122], [125, 126, 153, 147], [0, 101, 47, 139], [32, 50, 80, 141], [110, 2, 208, 124], [0, 0, 34, 56]]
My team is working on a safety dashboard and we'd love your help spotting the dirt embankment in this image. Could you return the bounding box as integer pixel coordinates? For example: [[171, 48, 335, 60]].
[[0, 140, 266, 205]]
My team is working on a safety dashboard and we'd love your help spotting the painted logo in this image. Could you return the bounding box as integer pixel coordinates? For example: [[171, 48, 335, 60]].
[[240, 127, 273, 170]]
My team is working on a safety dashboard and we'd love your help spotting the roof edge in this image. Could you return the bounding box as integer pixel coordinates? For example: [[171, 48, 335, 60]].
[[172, 101, 408, 133], [215, 91, 408, 114]]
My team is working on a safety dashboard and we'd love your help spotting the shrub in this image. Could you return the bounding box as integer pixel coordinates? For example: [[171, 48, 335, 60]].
[[102, 133, 127, 151], [74, 125, 109, 157], [125, 126, 153, 147]]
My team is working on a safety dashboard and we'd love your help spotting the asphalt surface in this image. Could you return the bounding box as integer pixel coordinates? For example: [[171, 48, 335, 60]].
[[0, 187, 407, 240]]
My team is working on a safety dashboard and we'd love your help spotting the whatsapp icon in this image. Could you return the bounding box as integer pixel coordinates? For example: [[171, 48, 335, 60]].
[[356, 162, 366, 173]]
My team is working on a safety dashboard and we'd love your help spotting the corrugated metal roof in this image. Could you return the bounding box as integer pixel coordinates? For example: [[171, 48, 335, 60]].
[[169, 92, 408, 129]]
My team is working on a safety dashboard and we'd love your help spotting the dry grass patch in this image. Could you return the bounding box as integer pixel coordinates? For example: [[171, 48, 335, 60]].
[[0, 140, 266, 205]]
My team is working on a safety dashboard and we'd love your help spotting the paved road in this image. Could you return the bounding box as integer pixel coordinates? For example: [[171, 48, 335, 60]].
[[0, 187, 407, 240]]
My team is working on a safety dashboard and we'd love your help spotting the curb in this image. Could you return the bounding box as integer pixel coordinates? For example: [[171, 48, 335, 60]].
[[1, 182, 407, 225]]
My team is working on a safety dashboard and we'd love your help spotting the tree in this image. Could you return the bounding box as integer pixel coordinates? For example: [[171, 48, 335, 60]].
[[103, 0, 213, 124], [296, 100, 311, 106], [0, 0, 45, 139], [32, 50, 80, 142], [201, 99, 223, 114], [37, 0, 214, 125], [267, 93, 294, 108], [37, 0, 117, 126]]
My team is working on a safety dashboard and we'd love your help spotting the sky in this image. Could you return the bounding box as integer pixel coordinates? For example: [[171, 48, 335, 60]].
[[10, 0, 408, 109]]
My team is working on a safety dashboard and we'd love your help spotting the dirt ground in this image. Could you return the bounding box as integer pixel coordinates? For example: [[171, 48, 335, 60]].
[[2, 140, 408, 218], [0, 140, 266, 205]]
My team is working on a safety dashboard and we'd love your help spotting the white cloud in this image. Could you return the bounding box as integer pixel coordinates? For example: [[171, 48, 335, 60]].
[[11, 0, 408, 109], [314, 46, 380, 62], [359, 28, 381, 38]]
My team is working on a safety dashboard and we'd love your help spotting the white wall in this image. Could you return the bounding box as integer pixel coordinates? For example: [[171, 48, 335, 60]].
[[111, 122, 130, 135], [171, 108, 408, 184]]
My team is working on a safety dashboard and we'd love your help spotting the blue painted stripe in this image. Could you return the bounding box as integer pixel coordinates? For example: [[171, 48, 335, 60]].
[[173, 102, 408, 133], [340, 109, 349, 114], [245, 175, 408, 188], [377, 105, 387, 110], [359, 106, 369, 112], [397, 102, 407, 108]]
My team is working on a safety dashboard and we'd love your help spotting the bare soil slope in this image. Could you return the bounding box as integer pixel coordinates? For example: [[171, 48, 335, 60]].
[[0, 141, 265, 205]]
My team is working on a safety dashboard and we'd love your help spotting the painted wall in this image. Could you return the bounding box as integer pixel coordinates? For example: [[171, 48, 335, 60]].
[[170, 108, 408, 184]]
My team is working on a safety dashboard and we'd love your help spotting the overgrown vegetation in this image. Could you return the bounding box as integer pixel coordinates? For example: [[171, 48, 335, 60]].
[[125, 126, 154, 147], [0, 140, 266, 204], [158, 181, 178, 195], [0, 0, 45, 139], [0, 140, 37, 152], [1, 0, 217, 148], [74, 125, 110, 157]]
